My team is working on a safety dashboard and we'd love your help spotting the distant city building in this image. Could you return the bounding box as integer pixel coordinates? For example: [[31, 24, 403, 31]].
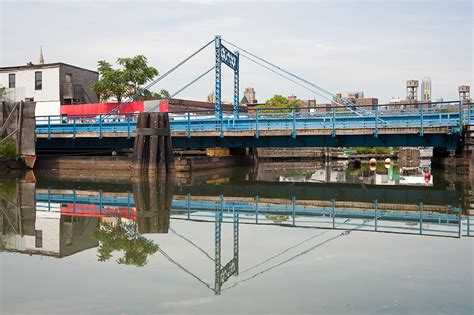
[[421, 77, 431, 101], [458, 85, 470, 103], [241, 87, 257, 104], [0, 53, 98, 116], [287, 94, 297, 102], [207, 91, 215, 103], [406, 80, 419, 101], [334, 91, 378, 109]]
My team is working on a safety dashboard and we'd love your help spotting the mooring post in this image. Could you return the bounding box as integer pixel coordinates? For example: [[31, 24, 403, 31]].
[[163, 113, 175, 172], [157, 113, 166, 172], [148, 112, 159, 173], [132, 112, 149, 173]]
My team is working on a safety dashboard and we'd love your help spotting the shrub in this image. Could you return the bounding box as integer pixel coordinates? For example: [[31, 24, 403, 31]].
[[0, 142, 16, 157]]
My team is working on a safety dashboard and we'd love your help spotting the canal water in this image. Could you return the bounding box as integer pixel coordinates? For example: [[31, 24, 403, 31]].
[[1, 162, 473, 314]]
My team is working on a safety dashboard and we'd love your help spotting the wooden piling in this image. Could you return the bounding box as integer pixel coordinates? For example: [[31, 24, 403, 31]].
[[158, 114, 166, 172], [132, 112, 174, 175], [163, 114, 175, 171], [148, 113, 159, 173]]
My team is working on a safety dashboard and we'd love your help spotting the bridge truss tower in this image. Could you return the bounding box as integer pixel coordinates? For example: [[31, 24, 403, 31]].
[[214, 35, 240, 117]]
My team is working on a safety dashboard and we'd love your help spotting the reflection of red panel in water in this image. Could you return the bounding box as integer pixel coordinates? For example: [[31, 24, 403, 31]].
[[60, 204, 137, 220]]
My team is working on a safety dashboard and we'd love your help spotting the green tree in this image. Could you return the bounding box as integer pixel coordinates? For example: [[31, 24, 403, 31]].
[[257, 95, 300, 112], [140, 89, 170, 101], [92, 218, 159, 267], [91, 55, 158, 105]]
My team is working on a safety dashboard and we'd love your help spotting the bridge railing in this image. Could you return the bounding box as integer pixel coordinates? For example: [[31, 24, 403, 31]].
[[36, 190, 473, 238], [168, 101, 468, 136], [35, 101, 473, 137], [35, 113, 139, 139]]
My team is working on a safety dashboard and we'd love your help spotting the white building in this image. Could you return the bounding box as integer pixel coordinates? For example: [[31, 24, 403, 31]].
[[0, 62, 98, 116]]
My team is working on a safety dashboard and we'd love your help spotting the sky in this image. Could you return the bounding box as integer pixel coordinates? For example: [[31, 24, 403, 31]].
[[0, 0, 472, 103]]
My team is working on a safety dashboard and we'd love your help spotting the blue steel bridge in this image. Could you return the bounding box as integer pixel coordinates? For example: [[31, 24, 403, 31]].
[[32, 182, 474, 294], [36, 186, 473, 239], [35, 101, 472, 151], [32, 35, 473, 152]]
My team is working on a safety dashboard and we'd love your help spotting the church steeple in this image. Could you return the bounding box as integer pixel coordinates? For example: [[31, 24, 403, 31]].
[[39, 46, 44, 64]]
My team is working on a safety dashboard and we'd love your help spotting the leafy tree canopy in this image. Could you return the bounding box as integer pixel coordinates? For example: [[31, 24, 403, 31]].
[[140, 89, 170, 101], [256, 95, 300, 112], [92, 219, 159, 267], [91, 55, 159, 104]]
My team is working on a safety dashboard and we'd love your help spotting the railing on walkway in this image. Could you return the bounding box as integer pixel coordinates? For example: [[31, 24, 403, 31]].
[[36, 191, 474, 238], [35, 101, 474, 139]]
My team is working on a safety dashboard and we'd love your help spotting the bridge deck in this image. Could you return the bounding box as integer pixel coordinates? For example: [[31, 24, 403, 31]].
[[35, 126, 452, 139], [34, 104, 471, 149]]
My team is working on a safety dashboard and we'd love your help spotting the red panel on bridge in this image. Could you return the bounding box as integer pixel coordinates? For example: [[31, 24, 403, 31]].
[[159, 99, 169, 112], [60, 101, 144, 116]]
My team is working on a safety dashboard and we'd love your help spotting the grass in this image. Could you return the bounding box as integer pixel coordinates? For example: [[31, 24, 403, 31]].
[[352, 147, 397, 155], [0, 180, 17, 200], [0, 142, 16, 157]]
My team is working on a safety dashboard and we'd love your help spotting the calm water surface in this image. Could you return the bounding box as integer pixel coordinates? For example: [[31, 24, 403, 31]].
[[1, 162, 473, 314]]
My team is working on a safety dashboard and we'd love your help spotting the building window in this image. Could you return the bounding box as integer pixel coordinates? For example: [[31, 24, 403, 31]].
[[35, 71, 42, 90], [35, 230, 43, 248], [8, 73, 15, 88]]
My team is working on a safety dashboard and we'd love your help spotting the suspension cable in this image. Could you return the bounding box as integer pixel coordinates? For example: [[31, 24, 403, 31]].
[[146, 66, 215, 113], [169, 227, 217, 263], [239, 51, 388, 124], [96, 38, 214, 122], [222, 210, 394, 291], [240, 53, 361, 115], [157, 247, 215, 292], [239, 218, 351, 275], [223, 39, 367, 112], [240, 54, 333, 104]]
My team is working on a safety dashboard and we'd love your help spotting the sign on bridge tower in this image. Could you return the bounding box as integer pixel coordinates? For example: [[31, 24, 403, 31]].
[[214, 35, 240, 117]]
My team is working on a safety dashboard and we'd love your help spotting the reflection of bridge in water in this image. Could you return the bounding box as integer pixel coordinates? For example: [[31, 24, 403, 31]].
[[2, 178, 473, 295]]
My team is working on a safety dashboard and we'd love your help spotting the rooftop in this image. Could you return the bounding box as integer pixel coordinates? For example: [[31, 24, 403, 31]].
[[0, 62, 98, 74]]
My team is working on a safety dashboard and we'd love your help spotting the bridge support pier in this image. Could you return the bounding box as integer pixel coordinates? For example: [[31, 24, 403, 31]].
[[432, 125, 474, 175], [132, 174, 174, 234], [132, 112, 175, 176]]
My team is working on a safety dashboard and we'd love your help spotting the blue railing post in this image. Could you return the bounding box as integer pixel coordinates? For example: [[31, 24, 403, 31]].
[[127, 191, 131, 216], [255, 109, 259, 138], [73, 189, 76, 213], [220, 112, 224, 137], [468, 102, 471, 124], [291, 108, 296, 138], [419, 103, 424, 136], [331, 199, 336, 228], [374, 105, 378, 138], [47, 116, 51, 139], [255, 195, 259, 224], [331, 105, 336, 137], [99, 115, 103, 139], [458, 210, 462, 238], [187, 112, 191, 138], [374, 200, 378, 231], [99, 190, 103, 214], [419, 202, 423, 235], [47, 186, 51, 211], [127, 114, 131, 139], [291, 196, 296, 226], [72, 116, 76, 139], [187, 193, 191, 219]]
